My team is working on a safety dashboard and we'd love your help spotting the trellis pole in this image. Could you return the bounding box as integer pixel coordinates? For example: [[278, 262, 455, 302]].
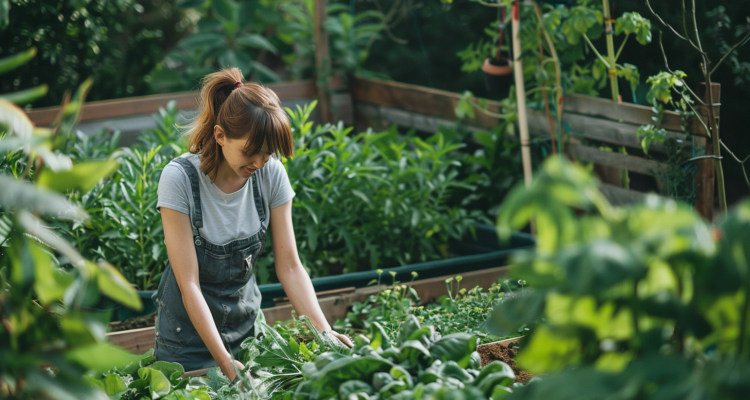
[[512, 1, 533, 189]]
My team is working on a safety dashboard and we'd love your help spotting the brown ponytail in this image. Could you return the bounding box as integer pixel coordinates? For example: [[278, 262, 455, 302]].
[[186, 67, 294, 179]]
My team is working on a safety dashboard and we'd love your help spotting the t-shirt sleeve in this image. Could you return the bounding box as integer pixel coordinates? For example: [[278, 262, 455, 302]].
[[156, 163, 191, 215], [266, 157, 296, 209]]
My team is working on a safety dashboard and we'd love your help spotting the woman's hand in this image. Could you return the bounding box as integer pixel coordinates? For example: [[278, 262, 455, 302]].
[[221, 358, 246, 382], [328, 330, 354, 348]]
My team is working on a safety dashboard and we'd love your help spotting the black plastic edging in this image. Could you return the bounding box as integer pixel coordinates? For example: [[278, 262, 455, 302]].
[[257, 226, 535, 308]]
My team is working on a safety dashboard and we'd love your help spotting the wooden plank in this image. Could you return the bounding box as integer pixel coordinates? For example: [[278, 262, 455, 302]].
[[562, 94, 710, 136], [355, 103, 507, 137], [527, 111, 689, 155], [566, 143, 669, 177], [351, 76, 503, 129], [314, 0, 333, 123], [26, 81, 318, 127], [107, 326, 156, 356], [107, 266, 511, 355], [598, 183, 665, 206], [183, 368, 210, 378], [692, 83, 719, 221]]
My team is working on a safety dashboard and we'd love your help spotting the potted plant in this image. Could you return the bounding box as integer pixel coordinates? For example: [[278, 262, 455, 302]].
[[482, 6, 513, 95]]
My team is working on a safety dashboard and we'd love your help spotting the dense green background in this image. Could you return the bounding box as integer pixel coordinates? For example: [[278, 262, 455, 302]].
[[1, 0, 747, 205]]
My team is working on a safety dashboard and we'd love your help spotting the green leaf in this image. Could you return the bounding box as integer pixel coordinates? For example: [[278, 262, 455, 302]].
[[397, 315, 421, 345], [37, 159, 120, 193], [429, 333, 477, 369], [369, 322, 392, 350], [54, 77, 93, 137], [179, 32, 224, 50], [437, 360, 474, 383], [486, 291, 545, 337], [138, 367, 172, 398], [0, 176, 87, 219], [0, 98, 34, 139], [33, 242, 74, 305], [339, 380, 374, 398], [65, 343, 142, 374], [0, 47, 37, 75], [558, 240, 645, 294], [474, 362, 515, 395], [95, 261, 142, 311], [211, 0, 237, 23], [102, 374, 128, 397], [0, 0, 8, 30], [0, 84, 48, 106], [399, 340, 432, 368], [150, 361, 185, 384], [310, 356, 394, 399], [236, 33, 278, 54]]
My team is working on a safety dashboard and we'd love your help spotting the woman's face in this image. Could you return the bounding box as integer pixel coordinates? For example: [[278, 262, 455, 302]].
[[216, 127, 273, 179]]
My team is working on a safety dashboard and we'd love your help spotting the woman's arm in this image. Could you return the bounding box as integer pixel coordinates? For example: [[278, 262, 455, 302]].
[[161, 208, 244, 378], [270, 200, 353, 346]]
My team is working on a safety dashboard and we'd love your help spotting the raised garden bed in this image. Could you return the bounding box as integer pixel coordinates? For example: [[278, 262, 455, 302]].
[[107, 264, 514, 354]]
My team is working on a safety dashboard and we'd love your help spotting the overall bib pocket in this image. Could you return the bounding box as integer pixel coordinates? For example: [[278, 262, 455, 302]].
[[239, 242, 262, 282]]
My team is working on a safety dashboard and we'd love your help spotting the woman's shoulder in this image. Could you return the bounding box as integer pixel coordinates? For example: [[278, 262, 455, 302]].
[[165, 152, 200, 169], [260, 156, 287, 181]]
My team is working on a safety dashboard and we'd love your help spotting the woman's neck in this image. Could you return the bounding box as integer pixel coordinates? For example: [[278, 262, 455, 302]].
[[213, 159, 248, 194]]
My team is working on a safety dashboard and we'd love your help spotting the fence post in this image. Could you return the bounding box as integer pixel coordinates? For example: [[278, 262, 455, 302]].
[[693, 82, 720, 221], [314, 0, 334, 124]]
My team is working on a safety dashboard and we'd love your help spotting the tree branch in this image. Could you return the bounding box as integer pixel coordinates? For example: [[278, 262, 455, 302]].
[[645, 0, 706, 55], [691, 0, 704, 51], [615, 33, 630, 62], [582, 33, 610, 69], [680, 0, 703, 53], [711, 30, 750, 76]]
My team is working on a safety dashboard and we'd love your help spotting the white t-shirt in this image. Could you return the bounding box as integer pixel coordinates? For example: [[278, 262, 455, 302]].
[[156, 152, 295, 245]]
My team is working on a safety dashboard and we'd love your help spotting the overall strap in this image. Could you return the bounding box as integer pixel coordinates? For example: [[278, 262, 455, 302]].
[[251, 171, 266, 225], [171, 157, 204, 231], [251, 170, 267, 254]]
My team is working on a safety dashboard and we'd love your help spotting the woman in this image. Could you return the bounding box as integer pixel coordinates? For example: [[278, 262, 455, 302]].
[[153, 67, 352, 380]]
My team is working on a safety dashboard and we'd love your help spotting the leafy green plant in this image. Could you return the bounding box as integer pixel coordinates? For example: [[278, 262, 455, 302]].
[[334, 270, 423, 340], [49, 101, 185, 292], [418, 278, 523, 345], [1, 49, 144, 399], [239, 315, 353, 397], [84, 349, 215, 400], [487, 156, 750, 399], [243, 314, 516, 399], [0, 0, 189, 106], [255, 101, 486, 283], [274, 0, 387, 81], [333, 271, 520, 346], [149, 0, 281, 92]]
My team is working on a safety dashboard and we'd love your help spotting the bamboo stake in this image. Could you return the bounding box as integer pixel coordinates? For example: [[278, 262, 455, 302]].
[[512, 1, 533, 190]]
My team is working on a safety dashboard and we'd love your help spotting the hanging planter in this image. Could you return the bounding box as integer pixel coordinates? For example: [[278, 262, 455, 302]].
[[482, 5, 513, 96], [482, 54, 513, 95]]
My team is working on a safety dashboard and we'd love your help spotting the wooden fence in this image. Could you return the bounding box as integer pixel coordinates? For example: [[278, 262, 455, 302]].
[[26, 75, 716, 220], [349, 76, 716, 221]]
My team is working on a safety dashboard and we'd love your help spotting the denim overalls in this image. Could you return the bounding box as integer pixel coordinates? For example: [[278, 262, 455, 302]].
[[152, 157, 265, 371]]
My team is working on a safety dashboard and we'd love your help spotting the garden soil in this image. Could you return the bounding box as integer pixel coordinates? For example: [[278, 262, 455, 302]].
[[110, 312, 156, 332], [477, 340, 533, 384]]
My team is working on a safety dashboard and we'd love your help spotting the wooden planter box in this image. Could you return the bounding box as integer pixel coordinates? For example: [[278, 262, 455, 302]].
[[106, 266, 511, 355]]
